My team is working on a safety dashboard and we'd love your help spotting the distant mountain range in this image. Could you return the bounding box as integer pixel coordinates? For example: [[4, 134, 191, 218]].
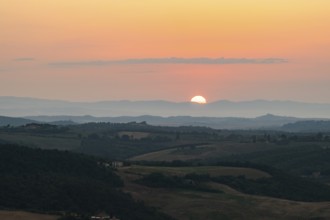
[[2, 114, 330, 131], [0, 96, 325, 130], [23, 114, 301, 129], [281, 121, 330, 132], [0, 116, 36, 127], [1, 96, 330, 118]]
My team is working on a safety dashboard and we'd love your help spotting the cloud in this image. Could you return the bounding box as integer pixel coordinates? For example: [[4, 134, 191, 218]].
[[13, 57, 35, 62], [49, 57, 288, 67]]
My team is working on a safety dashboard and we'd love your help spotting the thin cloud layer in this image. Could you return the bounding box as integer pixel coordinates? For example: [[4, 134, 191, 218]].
[[13, 58, 35, 62], [49, 57, 288, 67]]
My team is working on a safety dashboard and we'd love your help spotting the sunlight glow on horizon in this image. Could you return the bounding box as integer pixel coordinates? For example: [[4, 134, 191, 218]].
[[0, 0, 330, 102], [191, 96, 207, 104]]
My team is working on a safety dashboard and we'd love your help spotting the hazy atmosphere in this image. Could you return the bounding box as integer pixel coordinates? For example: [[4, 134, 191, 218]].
[[1, 0, 330, 102], [2, 2, 330, 220]]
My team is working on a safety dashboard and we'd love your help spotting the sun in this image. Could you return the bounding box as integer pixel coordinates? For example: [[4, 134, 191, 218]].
[[191, 95, 207, 104]]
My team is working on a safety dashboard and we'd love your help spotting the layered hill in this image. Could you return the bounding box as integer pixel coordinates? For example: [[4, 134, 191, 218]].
[[2, 96, 330, 118]]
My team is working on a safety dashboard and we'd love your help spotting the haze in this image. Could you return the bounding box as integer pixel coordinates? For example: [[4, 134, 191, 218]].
[[1, 1, 330, 103]]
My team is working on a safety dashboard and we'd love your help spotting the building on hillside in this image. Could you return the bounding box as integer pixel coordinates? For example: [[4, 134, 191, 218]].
[[111, 161, 123, 168], [90, 211, 120, 220]]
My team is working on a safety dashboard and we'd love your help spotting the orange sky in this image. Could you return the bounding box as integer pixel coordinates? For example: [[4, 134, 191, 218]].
[[1, 0, 330, 102]]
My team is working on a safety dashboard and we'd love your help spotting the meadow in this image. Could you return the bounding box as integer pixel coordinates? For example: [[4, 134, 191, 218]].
[[117, 165, 330, 220], [122, 165, 270, 179]]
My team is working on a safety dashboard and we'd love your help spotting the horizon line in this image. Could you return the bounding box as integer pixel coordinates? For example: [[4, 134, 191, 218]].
[[0, 95, 329, 105]]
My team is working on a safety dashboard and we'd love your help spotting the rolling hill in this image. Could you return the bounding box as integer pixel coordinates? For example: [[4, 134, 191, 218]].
[[24, 114, 302, 129], [0, 116, 36, 127], [2, 96, 330, 118]]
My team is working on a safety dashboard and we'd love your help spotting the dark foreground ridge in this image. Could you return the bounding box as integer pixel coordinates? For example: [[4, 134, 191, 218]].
[[0, 144, 174, 220]]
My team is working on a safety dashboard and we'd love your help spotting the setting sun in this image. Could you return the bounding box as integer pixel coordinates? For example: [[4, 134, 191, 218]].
[[191, 96, 207, 104]]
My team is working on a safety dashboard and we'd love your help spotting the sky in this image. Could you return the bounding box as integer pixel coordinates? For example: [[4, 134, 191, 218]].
[[1, 0, 330, 103]]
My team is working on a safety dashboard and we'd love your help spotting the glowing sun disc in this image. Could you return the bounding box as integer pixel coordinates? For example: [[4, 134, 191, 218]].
[[191, 95, 207, 104]]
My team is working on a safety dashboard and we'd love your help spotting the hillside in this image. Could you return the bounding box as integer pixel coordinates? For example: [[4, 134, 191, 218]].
[[0, 211, 58, 220], [117, 165, 330, 220], [220, 144, 330, 180], [131, 140, 330, 184], [0, 116, 36, 127], [1, 122, 330, 219], [281, 120, 330, 132], [0, 144, 174, 220]]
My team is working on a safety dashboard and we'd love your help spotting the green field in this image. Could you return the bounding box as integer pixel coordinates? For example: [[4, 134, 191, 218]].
[[0, 132, 80, 150], [117, 131, 150, 139], [118, 166, 330, 220], [130, 142, 280, 161], [122, 165, 271, 180]]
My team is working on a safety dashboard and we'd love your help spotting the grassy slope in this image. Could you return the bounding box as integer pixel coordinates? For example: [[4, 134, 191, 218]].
[[0, 132, 80, 150], [118, 166, 330, 220], [0, 211, 58, 220], [130, 142, 279, 161], [117, 131, 150, 139], [123, 165, 270, 180], [0, 144, 175, 220]]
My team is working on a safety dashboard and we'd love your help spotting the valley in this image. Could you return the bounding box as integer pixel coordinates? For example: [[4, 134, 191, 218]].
[[1, 121, 330, 219]]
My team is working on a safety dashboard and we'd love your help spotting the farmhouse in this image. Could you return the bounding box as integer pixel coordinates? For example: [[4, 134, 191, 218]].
[[90, 212, 120, 220], [111, 161, 123, 168]]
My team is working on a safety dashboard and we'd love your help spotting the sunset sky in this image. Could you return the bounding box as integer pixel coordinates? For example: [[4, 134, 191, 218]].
[[1, 0, 330, 102]]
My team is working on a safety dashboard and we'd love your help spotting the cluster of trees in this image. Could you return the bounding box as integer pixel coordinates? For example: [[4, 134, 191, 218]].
[[0, 144, 174, 220], [211, 173, 330, 202], [0, 123, 69, 134], [71, 122, 214, 135], [220, 144, 330, 181], [137, 172, 221, 193], [137, 169, 330, 202], [78, 137, 173, 160]]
